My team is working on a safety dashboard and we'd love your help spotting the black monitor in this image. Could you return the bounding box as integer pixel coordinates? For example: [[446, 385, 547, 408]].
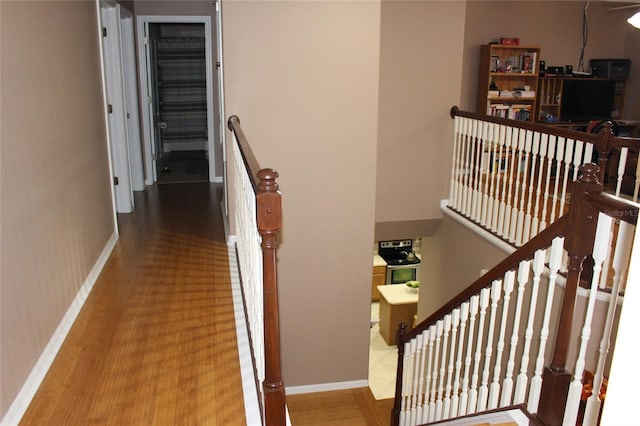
[[560, 79, 616, 122]]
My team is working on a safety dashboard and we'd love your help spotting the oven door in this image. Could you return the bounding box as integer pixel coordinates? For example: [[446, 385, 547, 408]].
[[386, 264, 419, 285]]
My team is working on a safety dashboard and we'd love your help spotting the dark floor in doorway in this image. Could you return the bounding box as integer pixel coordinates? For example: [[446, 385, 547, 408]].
[[157, 150, 209, 184]]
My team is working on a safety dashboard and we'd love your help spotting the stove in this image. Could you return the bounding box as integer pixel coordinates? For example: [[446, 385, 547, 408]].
[[378, 239, 420, 266]]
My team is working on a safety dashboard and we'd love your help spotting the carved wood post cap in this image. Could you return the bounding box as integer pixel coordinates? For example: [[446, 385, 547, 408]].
[[578, 163, 600, 185], [258, 168, 279, 193]]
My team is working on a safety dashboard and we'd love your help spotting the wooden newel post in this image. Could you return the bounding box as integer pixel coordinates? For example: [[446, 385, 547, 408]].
[[594, 121, 615, 184], [256, 168, 286, 426], [391, 323, 407, 426], [536, 164, 603, 426]]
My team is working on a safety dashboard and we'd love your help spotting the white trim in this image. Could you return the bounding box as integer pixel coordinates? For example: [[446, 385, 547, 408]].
[[0, 232, 118, 426], [285, 379, 369, 395], [227, 244, 262, 426], [96, 0, 119, 229], [212, 176, 223, 184], [441, 199, 515, 254], [136, 15, 216, 185]]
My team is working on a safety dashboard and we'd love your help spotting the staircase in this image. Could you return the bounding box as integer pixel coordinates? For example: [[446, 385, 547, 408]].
[[392, 109, 640, 426]]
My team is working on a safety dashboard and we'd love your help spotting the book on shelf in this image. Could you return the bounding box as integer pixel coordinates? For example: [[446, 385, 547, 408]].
[[487, 103, 531, 121]]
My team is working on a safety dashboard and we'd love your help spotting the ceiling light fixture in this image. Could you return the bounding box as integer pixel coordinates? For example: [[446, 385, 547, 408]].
[[629, 11, 640, 28]]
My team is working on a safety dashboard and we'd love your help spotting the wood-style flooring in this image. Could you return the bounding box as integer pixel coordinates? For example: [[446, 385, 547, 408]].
[[287, 388, 394, 426], [20, 183, 246, 425]]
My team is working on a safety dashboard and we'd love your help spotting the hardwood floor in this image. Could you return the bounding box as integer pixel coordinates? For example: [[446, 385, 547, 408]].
[[287, 388, 393, 426], [20, 183, 246, 425]]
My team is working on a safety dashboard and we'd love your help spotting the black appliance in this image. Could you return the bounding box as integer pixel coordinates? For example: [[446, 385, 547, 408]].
[[378, 240, 420, 266]]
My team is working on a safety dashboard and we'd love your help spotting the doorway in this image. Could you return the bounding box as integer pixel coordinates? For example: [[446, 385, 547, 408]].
[[137, 17, 217, 185]]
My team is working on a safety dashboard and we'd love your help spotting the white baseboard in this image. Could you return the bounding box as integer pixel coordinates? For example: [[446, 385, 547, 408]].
[[211, 176, 223, 183], [0, 232, 118, 426], [285, 379, 369, 395]]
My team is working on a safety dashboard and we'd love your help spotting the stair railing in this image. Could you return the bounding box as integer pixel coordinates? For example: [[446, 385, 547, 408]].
[[392, 163, 638, 426], [228, 115, 286, 426], [448, 107, 640, 250]]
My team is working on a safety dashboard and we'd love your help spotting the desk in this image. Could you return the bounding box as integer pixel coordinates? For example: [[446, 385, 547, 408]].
[[377, 285, 418, 345]]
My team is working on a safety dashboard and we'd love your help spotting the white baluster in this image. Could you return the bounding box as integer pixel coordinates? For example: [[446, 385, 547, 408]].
[[523, 131, 539, 242], [564, 213, 612, 426], [400, 340, 411, 426], [489, 271, 516, 409], [409, 336, 420, 425], [531, 133, 548, 238], [468, 289, 490, 414], [493, 125, 506, 232], [515, 131, 533, 245], [478, 280, 502, 411], [502, 126, 517, 239], [528, 236, 565, 413], [509, 129, 525, 243], [616, 147, 629, 197], [415, 330, 429, 424], [481, 123, 492, 227], [506, 261, 532, 406], [422, 324, 436, 424], [557, 138, 574, 220], [435, 314, 452, 421], [598, 219, 615, 290], [443, 309, 460, 419], [497, 125, 510, 236], [571, 139, 585, 182], [549, 136, 565, 224], [459, 296, 479, 417], [451, 302, 469, 417], [428, 320, 443, 423], [450, 116, 461, 208], [583, 220, 635, 425], [539, 135, 556, 232], [460, 118, 471, 216], [476, 122, 489, 225], [514, 249, 546, 404], [469, 119, 478, 221]]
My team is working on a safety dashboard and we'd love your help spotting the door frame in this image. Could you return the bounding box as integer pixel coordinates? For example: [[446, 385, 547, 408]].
[[136, 15, 216, 185], [118, 5, 145, 192], [100, 1, 134, 213]]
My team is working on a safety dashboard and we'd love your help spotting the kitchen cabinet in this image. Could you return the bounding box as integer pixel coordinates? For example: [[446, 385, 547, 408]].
[[372, 256, 386, 302], [377, 285, 418, 345]]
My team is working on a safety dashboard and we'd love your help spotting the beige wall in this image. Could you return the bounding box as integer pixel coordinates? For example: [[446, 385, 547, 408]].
[[375, 0, 465, 239], [417, 214, 511, 322], [222, 1, 381, 387], [132, 0, 224, 180], [0, 1, 114, 417]]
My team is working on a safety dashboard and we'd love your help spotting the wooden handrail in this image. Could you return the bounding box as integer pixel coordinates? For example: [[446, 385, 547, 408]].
[[227, 115, 286, 426], [400, 215, 568, 344], [228, 115, 262, 191]]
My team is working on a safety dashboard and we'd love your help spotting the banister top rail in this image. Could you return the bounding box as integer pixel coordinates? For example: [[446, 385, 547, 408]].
[[588, 192, 639, 225], [450, 105, 640, 150], [228, 115, 262, 191], [401, 214, 569, 343]]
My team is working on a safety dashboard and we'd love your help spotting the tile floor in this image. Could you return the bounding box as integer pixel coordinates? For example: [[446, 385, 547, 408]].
[[368, 302, 398, 400]]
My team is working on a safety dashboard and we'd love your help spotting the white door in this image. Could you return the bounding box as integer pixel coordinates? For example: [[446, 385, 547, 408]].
[[118, 5, 145, 191], [101, 3, 134, 213]]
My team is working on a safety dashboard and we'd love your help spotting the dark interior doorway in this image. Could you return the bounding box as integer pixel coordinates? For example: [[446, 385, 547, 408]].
[[148, 23, 209, 184]]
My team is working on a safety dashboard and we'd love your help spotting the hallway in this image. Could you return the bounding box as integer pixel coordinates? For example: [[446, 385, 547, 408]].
[[20, 183, 246, 425]]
